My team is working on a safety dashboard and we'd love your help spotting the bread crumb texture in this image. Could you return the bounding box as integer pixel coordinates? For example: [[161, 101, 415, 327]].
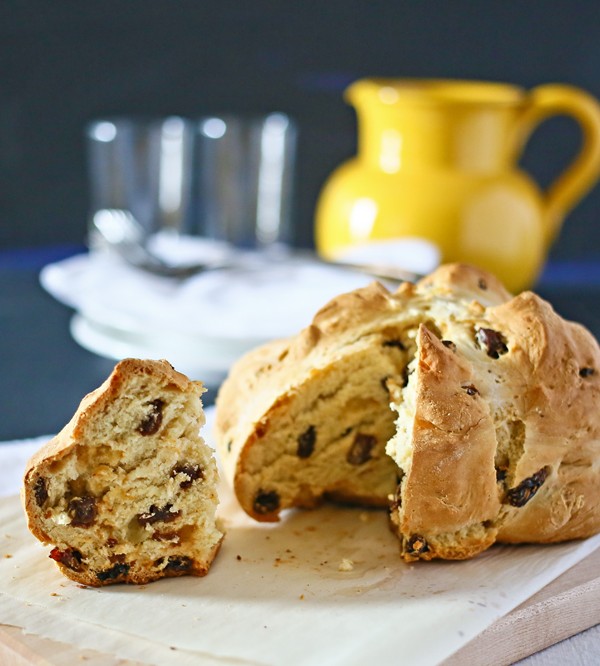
[[338, 558, 354, 572], [23, 359, 223, 586], [215, 264, 600, 561]]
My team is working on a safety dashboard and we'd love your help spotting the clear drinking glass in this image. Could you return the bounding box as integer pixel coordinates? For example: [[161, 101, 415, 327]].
[[192, 113, 297, 249], [85, 117, 194, 250], [86, 113, 297, 252]]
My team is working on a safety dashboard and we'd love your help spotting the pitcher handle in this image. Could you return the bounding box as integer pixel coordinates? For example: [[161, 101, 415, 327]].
[[512, 84, 600, 246]]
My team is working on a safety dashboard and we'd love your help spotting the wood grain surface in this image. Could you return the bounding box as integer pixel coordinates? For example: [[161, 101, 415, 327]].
[[445, 545, 600, 665]]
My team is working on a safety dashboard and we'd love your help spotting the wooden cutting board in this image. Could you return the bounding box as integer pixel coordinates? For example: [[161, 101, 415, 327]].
[[1, 547, 598, 666]]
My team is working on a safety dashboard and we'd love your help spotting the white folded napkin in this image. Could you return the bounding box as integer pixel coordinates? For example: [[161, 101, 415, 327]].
[[41, 235, 440, 342], [39, 235, 440, 380]]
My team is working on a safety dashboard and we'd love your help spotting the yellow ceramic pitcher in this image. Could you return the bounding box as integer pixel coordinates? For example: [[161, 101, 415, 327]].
[[315, 79, 600, 292]]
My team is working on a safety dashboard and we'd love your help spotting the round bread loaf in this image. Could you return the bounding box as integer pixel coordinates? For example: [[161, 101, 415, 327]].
[[215, 264, 600, 561], [23, 359, 223, 585]]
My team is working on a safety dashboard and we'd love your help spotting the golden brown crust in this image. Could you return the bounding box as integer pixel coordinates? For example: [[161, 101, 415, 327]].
[[214, 263, 600, 561], [24, 359, 191, 493], [397, 326, 500, 559], [485, 293, 600, 544], [416, 262, 512, 306]]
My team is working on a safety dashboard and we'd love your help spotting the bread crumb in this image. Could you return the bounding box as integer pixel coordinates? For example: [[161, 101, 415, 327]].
[[338, 558, 354, 572], [359, 512, 370, 523], [3, 554, 12, 559], [299, 594, 305, 600]]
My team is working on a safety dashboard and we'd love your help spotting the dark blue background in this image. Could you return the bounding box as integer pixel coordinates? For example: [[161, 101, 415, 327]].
[[1, 1, 600, 260]]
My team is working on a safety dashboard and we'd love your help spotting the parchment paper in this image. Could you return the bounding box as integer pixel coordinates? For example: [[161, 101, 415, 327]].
[[1, 413, 599, 666]]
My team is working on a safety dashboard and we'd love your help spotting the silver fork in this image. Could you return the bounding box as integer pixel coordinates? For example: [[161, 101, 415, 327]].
[[90, 208, 421, 283]]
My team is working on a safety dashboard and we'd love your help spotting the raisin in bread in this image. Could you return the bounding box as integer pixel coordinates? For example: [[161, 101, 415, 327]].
[[23, 359, 223, 586], [214, 264, 600, 561]]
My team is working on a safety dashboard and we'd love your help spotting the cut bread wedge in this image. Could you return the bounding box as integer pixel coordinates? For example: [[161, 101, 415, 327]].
[[23, 359, 223, 585]]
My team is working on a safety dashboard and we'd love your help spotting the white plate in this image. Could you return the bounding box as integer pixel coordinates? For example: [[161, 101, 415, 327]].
[[41, 236, 440, 379], [70, 314, 254, 384], [41, 251, 375, 380]]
